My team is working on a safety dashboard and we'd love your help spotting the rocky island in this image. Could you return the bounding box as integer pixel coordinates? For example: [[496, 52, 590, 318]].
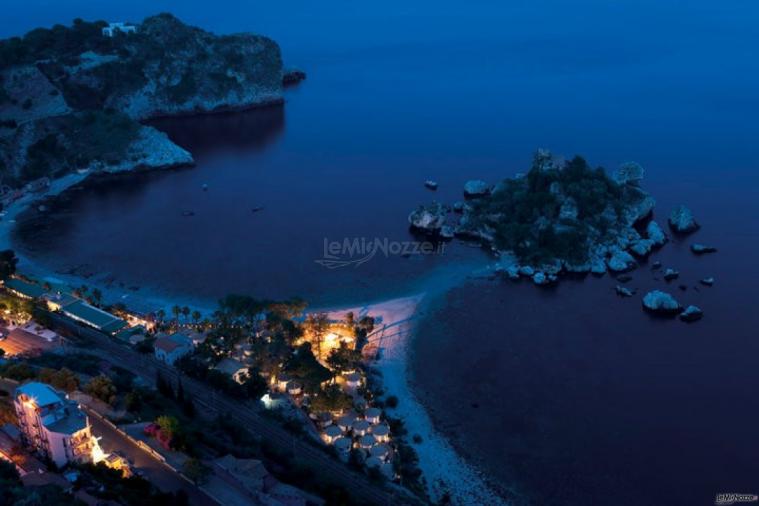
[[0, 14, 287, 187], [409, 150, 666, 285]]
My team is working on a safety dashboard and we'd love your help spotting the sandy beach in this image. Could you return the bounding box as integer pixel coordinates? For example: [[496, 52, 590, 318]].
[[323, 294, 507, 505]]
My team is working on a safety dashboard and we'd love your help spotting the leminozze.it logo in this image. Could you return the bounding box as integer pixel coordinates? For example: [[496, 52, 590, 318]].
[[315, 237, 444, 269], [716, 493, 758, 506]]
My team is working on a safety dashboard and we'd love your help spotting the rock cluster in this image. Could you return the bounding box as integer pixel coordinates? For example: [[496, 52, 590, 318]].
[[412, 152, 669, 285]]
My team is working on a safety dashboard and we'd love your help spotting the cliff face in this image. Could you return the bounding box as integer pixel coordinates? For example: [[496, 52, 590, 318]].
[[0, 14, 283, 187], [56, 14, 284, 119]]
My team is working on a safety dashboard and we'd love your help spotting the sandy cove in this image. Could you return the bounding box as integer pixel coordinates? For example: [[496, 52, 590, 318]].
[[322, 294, 506, 506]]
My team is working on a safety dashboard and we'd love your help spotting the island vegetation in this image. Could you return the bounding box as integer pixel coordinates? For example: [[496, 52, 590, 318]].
[[410, 149, 664, 284]]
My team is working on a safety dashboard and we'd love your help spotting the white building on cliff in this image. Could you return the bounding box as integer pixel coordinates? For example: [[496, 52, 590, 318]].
[[102, 22, 137, 37]]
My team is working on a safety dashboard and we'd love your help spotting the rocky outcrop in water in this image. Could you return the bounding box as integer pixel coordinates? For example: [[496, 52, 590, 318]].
[[668, 205, 699, 233], [0, 14, 285, 186], [412, 151, 670, 283], [408, 202, 448, 234], [615, 285, 635, 297], [691, 243, 717, 254], [282, 68, 307, 86], [680, 305, 703, 322], [642, 290, 680, 314], [463, 180, 491, 198], [663, 268, 679, 281]]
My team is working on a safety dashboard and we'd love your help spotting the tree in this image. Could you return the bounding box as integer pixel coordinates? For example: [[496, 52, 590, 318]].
[[156, 309, 166, 321], [91, 288, 103, 306], [310, 384, 352, 413], [171, 305, 181, 324], [327, 342, 361, 374], [284, 343, 331, 394], [156, 371, 174, 399], [182, 458, 211, 485], [84, 375, 117, 405], [191, 310, 201, 325], [125, 390, 142, 413], [155, 415, 180, 449], [305, 312, 330, 359], [181, 306, 190, 322], [241, 368, 267, 399], [0, 250, 18, 279], [38, 368, 79, 392]]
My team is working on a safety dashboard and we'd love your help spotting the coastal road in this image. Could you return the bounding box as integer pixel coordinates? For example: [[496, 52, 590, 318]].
[[66, 337, 421, 506], [87, 411, 218, 506]]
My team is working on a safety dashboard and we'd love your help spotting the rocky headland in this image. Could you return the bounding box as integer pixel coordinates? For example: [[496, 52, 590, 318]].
[[409, 150, 665, 285], [0, 13, 287, 187]]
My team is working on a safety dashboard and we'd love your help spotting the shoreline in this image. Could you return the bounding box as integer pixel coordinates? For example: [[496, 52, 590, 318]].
[[3, 168, 507, 505], [321, 293, 507, 505], [0, 169, 217, 317]]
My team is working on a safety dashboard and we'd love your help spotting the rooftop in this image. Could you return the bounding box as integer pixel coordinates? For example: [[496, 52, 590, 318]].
[[16, 383, 89, 436], [62, 300, 126, 332], [3, 278, 45, 298], [154, 332, 192, 353], [16, 382, 63, 407], [215, 357, 247, 376]]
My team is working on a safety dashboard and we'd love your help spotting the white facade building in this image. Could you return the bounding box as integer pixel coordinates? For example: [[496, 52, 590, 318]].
[[102, 22, 137, 37], [14, 382, 95, 468], [154, 332, 194, 365]]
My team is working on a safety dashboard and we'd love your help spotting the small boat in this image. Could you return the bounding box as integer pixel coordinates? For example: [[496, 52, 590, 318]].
[[251, 206, 264, 213], [424, 180, 438, 190]]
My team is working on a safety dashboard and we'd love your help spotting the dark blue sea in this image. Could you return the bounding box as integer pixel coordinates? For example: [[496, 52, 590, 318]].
[[4, 1, 759, 504]]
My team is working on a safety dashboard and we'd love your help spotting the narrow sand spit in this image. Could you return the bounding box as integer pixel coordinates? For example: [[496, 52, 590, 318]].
[[323, 295, 507, 505]]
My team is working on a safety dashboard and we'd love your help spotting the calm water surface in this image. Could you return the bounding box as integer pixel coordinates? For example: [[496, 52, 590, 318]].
[[4, 1, 759, 504]]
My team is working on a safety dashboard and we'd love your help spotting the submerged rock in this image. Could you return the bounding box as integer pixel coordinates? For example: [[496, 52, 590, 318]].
[[440, 225, 454, 240], [642, 290, 681, 314], [532, 272, 548, 285], [408, 202, 447, 233], [452, 201, 465, 213], [700, 277, 715, 286], [424, 180, 439, 190], [616, 274, 632, 283], [615, 285, 635, 297], [668, 205, 699, 233], [663, 268, 679, 281], [651, 261, 662, 270], [463, 179, 491, 198], [691, 243, 717, 254], [680, 305, 703, 322]]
